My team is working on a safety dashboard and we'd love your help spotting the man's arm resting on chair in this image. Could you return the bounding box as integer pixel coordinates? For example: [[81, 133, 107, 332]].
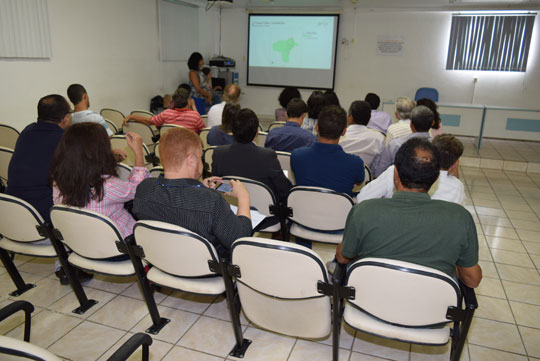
[[336, 243, 352, 264], [457, 264, 482, 288]]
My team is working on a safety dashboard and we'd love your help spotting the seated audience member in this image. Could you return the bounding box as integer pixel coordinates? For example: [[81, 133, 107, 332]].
[[207, 103, 240, 146], [265, 98, 315, 152], [292, 105, 364, 197], [336, 137, 482, 288], [385, 96, 416, 145], [371, 105, 434, 177], [123, 88, 204, 134], [339, 100, 385, 168], [50, 123, 149, 240], [67, 84, 113, 136], [417, 98, 443, 136], [302, 90, 326, 135], [365, 93, 392, 134], [207, 84, 241, 128], [323, 90, 341, 107], [133, 127, 252, 260], [166, 83, 192, 109], [357, 134, 465, 205], [6, 94, 72, 223], [275, 87, 301, 122], [212, 108, 292, 203]]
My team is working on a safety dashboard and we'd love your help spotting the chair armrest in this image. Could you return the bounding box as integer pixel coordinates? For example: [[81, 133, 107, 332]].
[[106, 333, 153, 361], [458, 280, 478, 310], [0, 301, 34, 342]]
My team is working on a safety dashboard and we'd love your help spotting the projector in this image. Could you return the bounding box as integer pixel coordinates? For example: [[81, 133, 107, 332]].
[[209, 56, 236, 67]]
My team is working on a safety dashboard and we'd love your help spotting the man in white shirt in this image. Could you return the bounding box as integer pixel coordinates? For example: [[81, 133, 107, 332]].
[[385, 96, 415, 145], [206, 84, 241, 128], [357, 134, 465, 205], [365, 93, 392, 134], [340, 100, 385, 168], [67, 84, 113, 136]]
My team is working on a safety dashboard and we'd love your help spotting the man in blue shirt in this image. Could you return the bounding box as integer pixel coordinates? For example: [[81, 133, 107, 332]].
[[265, 98, 316, 152], [291, 105, 364, 197]]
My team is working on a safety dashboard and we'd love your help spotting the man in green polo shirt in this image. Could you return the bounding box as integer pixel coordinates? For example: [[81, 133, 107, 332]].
[[336, 137, 482, 288]]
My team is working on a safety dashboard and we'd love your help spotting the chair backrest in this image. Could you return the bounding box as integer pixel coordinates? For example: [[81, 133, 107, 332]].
[[133, 220, 220, 277], [345, 257, 460, 327], [255, 131, 268, 147], [201, 114, 208, 127], [123, 121, 155, 147], [100, 108, 125, 131], [154, 141, 160, 160], [159, 124, 185, 138], [287, 186, 354, 231], [275, 151, 294, 184], [199, 127, 211, 149], [0, 194, 45, 243], [109, 135, 150, 167], [222, 176, 276, 217], [130, 110, 154, 118], [104, 118, 119, 134], [50, 205, 125, 259], [267, 121, 286, 132], [231, 237, 331, 338], [0, 146, 14, 183], [203, 146, 216, 174], [364, 165, 373, 184], [116, 163, 133, 182], [414, 87, 439, 102], [0, 124, 19, 149], [149, 166, 164, 178], [0, 335, 62, 361]]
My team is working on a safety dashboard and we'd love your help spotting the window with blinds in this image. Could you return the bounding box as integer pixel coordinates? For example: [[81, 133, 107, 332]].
[[446, 14, 535, 72]]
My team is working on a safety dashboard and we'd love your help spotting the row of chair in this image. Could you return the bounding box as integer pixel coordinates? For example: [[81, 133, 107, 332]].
[[0, 192, 475, 361]]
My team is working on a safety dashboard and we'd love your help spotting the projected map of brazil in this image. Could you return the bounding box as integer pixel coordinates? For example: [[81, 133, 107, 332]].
[[272, 38, 299, 62]]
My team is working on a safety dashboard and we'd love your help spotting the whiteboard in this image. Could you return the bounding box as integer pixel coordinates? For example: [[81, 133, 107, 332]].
[[158, 0, 199, 61]]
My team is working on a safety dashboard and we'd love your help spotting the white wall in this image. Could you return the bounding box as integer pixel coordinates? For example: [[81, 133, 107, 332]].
[[0, 0, 219, 131], [220, 8, 540, 116]]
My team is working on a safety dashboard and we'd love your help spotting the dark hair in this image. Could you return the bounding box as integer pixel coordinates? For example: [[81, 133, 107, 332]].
[[50, 122, 118, 207], [416, 98, 441, 130], [364, 93, 380, 110], [394, 138, 440, 192], [349, 101, 372, 126], [177, 83, 192, 93], [67, 84, 86, 105], [232, 108, 259, 144], [37, 94, 71, 123], [286, 98, 307, 118], [411, 106, 434, 132], [317, 105, 346, 140], [323, 90, 340, 107], [187, 52, 203, 71], [307, 91, 326, 119], [278, 87, 301, 108], [172, 88, 190, 109], [220, 103, 241, 133], [432, 135, 463, 170]]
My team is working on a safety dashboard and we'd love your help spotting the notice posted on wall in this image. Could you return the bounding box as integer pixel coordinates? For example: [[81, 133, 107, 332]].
[[376, 36, 404, 56]]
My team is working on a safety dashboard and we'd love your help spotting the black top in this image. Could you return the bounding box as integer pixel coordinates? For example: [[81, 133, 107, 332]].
[[212, 142, 292, 202], [6, 122, 64, 222], [133, 177, 252, 260]]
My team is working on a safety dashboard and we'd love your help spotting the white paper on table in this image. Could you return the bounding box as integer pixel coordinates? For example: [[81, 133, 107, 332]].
[[230, 205, 266, 228]]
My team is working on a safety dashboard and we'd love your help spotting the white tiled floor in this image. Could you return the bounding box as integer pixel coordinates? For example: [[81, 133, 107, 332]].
[[1, 165, 540, 360]]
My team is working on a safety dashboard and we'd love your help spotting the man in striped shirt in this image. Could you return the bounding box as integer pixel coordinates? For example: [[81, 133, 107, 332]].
[[124, 88, 205, 134], [384, 96, 415, 145]]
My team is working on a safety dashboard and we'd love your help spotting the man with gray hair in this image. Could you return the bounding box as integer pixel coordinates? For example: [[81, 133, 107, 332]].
[[385, 96, 416, 145], [207, 84, 242, 128], [371, 105, 434, 177]]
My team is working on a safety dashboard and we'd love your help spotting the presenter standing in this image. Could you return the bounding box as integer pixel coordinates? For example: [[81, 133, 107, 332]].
[[188, 52, 212, 115]]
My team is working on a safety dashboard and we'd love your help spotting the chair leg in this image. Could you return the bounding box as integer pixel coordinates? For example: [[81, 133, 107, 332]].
[[450, 310, 475, 361], [134, 265, 169, 335], [220, 261, 251, 358], [0, 248, 35, 296]]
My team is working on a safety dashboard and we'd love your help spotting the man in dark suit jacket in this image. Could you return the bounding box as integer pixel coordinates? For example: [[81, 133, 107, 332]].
[[212, 108, 292, 203]]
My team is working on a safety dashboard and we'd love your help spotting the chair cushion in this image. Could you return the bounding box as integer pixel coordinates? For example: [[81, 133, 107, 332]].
[[68, 253, 135, 276], [289, 223, 343, 244], [0, 335, 62, 361], [0, 238, 56, 257], [343, 303, 451, 345], [147, 267, 225, 295]]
